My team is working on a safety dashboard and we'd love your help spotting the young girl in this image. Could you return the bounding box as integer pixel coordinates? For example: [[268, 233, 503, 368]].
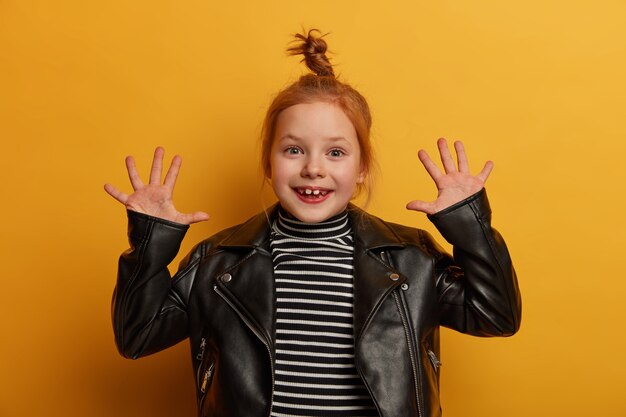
[[105, 30, 521, 417]]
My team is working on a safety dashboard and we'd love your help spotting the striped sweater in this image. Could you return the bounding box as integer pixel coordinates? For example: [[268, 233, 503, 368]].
[[269, 209, 378, 417]]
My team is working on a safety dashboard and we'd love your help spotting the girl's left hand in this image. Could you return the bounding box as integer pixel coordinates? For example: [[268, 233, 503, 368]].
[[406, 138, 493, 215]]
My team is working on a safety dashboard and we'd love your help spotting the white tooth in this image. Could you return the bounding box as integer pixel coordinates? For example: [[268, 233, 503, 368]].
[[313, 190, 320, 195], [305, 189, 312, 195], [320, 191, 327, 196]]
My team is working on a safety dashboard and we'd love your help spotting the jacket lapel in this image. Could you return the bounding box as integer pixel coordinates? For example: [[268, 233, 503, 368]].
[[349, 207, 407, 342], [215, 207, 277, 346]]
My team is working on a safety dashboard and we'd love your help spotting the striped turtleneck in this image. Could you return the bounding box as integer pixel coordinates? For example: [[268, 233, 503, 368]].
[[269, 208, 378, 417]]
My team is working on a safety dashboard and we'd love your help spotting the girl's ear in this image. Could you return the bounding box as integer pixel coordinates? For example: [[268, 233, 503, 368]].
[[265, 162, 272, 180], [357, 166, 367, 184]]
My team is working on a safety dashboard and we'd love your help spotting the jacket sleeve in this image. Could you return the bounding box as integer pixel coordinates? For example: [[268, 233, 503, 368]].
[[426, 188, 522, 336], [111, 210, 202, 359]]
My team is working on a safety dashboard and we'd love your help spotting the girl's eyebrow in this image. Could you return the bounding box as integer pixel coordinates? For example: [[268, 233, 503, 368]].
[[278, 134, 349, 143], [278, 134, 301, 142], [327, 136, 350, 144]]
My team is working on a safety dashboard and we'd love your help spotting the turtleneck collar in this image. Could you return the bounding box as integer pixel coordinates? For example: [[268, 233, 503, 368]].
[[272, 206, 352, 240]]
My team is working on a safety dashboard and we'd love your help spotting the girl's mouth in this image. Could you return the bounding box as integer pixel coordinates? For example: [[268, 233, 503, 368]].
[[294, 187, 331, 203]]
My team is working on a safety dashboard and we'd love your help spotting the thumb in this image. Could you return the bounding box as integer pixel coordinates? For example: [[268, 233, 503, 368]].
[[189, 211, 210, 224], [406, 200, 435, 215], [179, 211, 210, 225]]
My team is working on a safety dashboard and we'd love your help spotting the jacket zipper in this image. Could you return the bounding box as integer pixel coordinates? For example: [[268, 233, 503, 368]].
[[214, 284, 275, 417], [196, 337, 206, 390], [196, 337, 206, 387], [197, 337, 206, 361], [195, 337, 213, 410], [393, 291, 424, 417], [197, 361, 213, 412]]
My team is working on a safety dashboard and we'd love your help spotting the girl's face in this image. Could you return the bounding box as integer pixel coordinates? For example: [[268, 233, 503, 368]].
[[269, 101, 365, 223]]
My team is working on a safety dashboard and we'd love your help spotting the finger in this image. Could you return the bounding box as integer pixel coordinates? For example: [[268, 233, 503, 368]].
[[418, 149, 443, 182], [164, 155, 182, 188], [454, 141, 470, 173], [125, 156, 144, 190], [104, 183, 129, 205], [180, 211, 210, 225], [437, 138, 457, 174], [190, 211, 210, 223], [149, 147, 165, 185], [476, 160, 494, 183], [406, 200, 436, 215]]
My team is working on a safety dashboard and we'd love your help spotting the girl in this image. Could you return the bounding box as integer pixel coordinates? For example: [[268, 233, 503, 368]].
[[105, 30, 521, 417]]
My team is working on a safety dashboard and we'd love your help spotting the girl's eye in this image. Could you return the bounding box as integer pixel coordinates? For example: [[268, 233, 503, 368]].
[[329, 149, 344, 157], [286, 147, 302, 155]]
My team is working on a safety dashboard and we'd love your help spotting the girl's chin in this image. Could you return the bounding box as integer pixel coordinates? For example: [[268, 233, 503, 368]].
[[281, 202, 348, 223]]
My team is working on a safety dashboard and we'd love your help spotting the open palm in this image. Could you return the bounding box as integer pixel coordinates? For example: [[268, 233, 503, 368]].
[[104, 147, 209, 225], [406, 138, 493, 215]]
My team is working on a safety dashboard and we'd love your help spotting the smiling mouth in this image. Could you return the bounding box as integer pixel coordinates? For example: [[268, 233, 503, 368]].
[[294, 187, 331, 200]]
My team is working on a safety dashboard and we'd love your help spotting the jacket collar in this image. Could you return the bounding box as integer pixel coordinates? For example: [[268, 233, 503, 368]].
[[217, 203, 407, 252]]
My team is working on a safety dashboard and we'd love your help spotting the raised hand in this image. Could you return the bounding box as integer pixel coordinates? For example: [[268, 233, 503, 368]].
[[406, 138, 493, 215], [104, 147, 210, 225]]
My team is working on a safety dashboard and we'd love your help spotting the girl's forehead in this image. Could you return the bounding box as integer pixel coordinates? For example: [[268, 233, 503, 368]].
[[275, 102, 357, 138]]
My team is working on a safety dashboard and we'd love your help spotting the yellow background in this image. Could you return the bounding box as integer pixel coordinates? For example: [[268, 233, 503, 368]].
[[2, 1, 625, 416]]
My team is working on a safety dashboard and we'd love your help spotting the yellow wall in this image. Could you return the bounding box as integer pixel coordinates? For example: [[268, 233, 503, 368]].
[[2, 1, 625, 416]]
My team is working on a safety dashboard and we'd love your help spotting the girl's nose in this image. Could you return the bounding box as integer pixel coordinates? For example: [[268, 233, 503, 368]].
[[301, 156, 326, 178]]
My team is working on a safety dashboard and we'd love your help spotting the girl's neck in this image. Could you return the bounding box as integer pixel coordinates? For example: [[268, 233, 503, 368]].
[[274, 206, 351, 240]]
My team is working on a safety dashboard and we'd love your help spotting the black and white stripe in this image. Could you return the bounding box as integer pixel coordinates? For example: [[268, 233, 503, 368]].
[[270, 209, 378, 417]]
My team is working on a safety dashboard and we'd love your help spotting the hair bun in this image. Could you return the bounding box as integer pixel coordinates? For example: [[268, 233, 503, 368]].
[[288, 29, 335, 77]]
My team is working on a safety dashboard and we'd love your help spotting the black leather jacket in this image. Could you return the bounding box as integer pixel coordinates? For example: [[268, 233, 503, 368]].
[[112, 189, 521, 417]]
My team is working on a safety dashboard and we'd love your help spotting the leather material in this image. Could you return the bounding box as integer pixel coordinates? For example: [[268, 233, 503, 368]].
[[112, 188, 521, 417]]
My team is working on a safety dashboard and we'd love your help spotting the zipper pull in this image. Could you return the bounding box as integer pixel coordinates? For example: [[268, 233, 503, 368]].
[[200, 371, 209, 393], [200, 363, 214, 393], [427, 349, 442, 371]]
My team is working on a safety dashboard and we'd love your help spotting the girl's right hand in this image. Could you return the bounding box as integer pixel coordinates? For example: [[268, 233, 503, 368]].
[[104, 147, 210, 225]]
